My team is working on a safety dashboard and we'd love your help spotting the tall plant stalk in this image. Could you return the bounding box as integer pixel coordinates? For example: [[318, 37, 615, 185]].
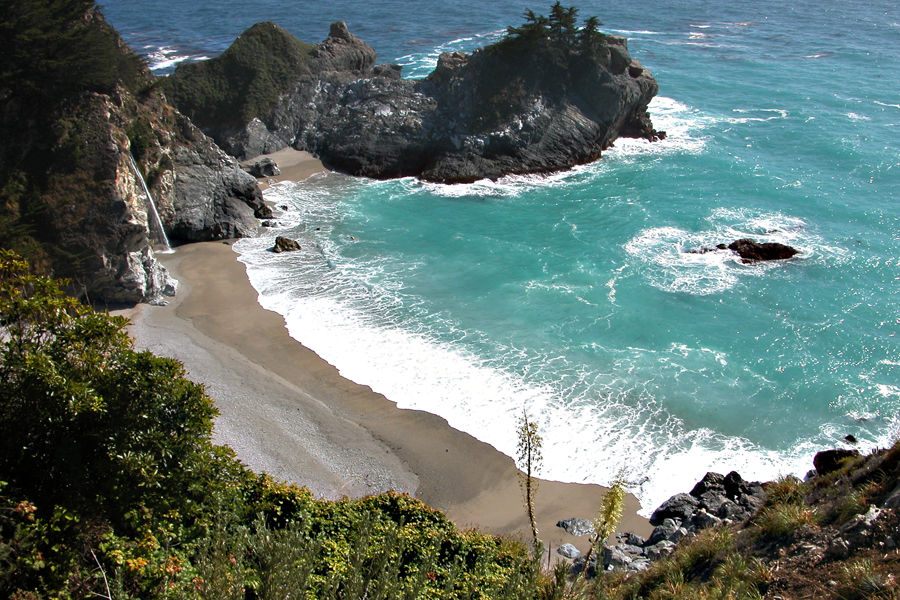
[[516, 409, 543, 555]]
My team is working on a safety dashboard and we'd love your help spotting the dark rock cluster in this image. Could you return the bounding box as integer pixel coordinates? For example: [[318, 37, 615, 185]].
[[272, 236, 301, 253], [571, 471, 766, 574], [167, 21, 663, 183], [688, 239, 800, 263]]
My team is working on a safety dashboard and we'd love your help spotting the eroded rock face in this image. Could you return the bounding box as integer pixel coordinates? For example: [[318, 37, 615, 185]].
[[167, 113, 270, 242], [167, 22, 663, 183], [0, 8, 267, 304]]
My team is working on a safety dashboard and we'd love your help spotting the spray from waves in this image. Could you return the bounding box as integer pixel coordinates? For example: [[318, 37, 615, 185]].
[[396, 30, 503, 79], [141, 45, 209, 73], [233, 179, 893, 516], [606, 97, 714, 158], [727, 108, 789, 124]]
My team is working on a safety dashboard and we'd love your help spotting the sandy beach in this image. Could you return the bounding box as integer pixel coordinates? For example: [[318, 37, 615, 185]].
[[240, 147, 327, 190], [123, 149, 650, 558]]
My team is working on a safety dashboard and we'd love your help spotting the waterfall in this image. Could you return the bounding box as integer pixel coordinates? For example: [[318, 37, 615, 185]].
[[127, 154, 172, 251]]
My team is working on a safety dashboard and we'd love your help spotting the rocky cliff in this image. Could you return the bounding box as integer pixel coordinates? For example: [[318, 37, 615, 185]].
[[0, 1, 269, 304], [166, 18, 663, 183]]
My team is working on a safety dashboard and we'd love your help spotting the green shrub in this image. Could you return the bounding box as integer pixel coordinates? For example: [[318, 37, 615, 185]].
[[164, 22, 315, 132], [0, 251, 546, 599], [763, 475, 806, 507]]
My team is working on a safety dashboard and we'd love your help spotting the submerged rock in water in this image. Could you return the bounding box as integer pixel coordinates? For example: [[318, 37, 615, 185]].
[[727, 238, 799, 263]]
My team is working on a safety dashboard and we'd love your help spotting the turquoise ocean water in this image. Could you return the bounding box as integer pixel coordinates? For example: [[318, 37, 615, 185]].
[[105, 0, 900, 513]]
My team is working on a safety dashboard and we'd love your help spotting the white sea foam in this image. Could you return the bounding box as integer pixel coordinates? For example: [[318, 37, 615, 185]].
[[396, 29, 503, 79], [237, 238, 786, 512], [417, 167, 587, 199], [608, 29, 665, 36], [605, 97, 712, 158], [144, 46, 206, 72], [727, 108, 788, 124], [624, 208, 836, 295]]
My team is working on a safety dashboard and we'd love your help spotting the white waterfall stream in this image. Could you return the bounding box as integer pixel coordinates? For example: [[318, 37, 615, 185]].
[[128, 154, 172, 251]]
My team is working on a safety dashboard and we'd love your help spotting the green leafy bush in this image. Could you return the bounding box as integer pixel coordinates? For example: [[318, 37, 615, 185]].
[[0, 252, 543, 599]]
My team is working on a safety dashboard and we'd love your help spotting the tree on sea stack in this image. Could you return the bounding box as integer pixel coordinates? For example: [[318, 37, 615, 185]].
[[516, 409, 543, 555]]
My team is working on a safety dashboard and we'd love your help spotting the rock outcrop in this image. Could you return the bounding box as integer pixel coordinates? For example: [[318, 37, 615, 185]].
[[575, 470, 767, 576], [813, 448, 860, 475], [166, 20, 663, 183], [0, 6, 267, 304]]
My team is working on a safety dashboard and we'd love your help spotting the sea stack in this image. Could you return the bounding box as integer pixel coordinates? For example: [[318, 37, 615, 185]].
[[165, 18, 662, 183]]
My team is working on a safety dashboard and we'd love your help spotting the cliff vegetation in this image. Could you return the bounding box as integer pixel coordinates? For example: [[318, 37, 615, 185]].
[[0, 252, 541, 599], [164, 22, 317, 133], [0, 0, 149, 276]]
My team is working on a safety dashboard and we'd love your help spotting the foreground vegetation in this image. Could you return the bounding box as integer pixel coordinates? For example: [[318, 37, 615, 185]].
[[3, 251, 900, 600], [0, 251, 545, 599]]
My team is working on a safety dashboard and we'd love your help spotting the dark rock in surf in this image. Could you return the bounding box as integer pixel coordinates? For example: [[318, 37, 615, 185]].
[[273, 236, 301, 253], [727, 238, 799, 263]]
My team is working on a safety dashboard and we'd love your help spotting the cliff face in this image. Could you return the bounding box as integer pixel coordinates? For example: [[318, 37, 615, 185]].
[[166, 21, 662, 183], [0, 3, 268, 304]]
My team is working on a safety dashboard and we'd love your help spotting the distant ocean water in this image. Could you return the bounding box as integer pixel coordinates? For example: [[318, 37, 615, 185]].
[[105, 0, 900, 514]]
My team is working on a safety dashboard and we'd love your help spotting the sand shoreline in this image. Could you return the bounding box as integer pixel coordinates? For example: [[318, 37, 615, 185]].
[[123, 149, 650, 557]]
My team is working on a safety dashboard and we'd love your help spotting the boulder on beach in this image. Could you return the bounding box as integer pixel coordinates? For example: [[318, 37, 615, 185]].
[[246, 157, 281, 178], [556, 517, 595, 537]]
